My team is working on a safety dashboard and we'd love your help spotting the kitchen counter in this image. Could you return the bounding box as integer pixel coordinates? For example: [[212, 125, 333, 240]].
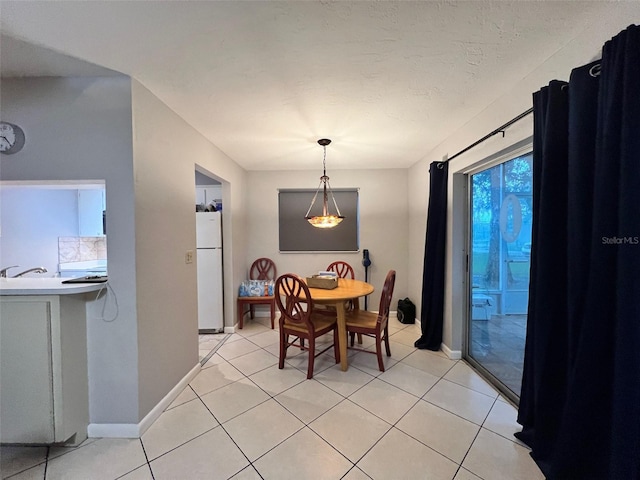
[[0, 277, 106, 295], [1, 278, 102, 445]]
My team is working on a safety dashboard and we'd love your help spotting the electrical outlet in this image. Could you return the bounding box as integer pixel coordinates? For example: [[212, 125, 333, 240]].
[[185, 250, 194, 264]]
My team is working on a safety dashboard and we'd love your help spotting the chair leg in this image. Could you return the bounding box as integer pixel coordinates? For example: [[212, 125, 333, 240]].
[[375, 334, 385, 372], [300, 338, 305, 351], [279, 330, 287, 369], [270, 301, 275, 329], [307, 337, 315, 379], [238, 300, 244, 329], [333, 327, 340, 363], [357, 333, 363, 344], [250, 304, 255, 319], [350, 332, 355, 347], [384, 326, 391, 357]]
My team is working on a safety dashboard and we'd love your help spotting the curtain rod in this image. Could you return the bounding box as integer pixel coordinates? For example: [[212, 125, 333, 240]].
[[443, 107, 534, 164]]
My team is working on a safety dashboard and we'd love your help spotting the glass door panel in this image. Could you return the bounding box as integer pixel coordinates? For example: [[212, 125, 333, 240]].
[[467, 153, 532, 400]]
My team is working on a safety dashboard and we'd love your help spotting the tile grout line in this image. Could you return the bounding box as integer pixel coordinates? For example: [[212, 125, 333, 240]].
[[200, 330, 374, 477], [42, 447, 49, 480], [194, 359, 326, 480], [192, 394, 261, 479], [356, 363, 471, 469], [195, 343, 331, 479], [133, 438, 155, 480]]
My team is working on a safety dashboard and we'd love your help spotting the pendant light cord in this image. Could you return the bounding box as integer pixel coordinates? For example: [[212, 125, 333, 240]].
[[322, 144, 327, 177]]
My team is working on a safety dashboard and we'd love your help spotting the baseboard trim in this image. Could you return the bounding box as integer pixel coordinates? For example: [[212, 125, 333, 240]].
[[441, 343, 462, 360], [86, 422, 140, 439], [87, 362, 201, 439]]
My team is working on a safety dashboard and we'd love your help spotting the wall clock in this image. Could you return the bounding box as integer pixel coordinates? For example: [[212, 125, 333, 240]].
[[0, 122, 26, 155]]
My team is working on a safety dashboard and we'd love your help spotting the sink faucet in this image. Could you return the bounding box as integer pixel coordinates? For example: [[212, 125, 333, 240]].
[[12, 267, 48, 278], [0, 266, 19, 278]]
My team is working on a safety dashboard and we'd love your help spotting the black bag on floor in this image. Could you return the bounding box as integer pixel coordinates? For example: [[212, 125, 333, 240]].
[[397, 298, 416, 324]]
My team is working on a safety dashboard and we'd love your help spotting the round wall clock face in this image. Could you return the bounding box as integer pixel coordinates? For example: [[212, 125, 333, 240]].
[[0, 122, 26, 154]]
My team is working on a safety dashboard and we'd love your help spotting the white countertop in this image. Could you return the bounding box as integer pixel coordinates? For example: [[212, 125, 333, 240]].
[[0, 278, 107, 296]]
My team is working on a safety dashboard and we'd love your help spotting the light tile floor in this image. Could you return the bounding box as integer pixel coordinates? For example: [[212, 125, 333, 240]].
[[1, 317, 543, 480], [469, 314, 526, 395]]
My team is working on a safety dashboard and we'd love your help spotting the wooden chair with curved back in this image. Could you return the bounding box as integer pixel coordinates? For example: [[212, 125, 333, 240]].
[[324, 260, 362, 343], [275, 274, 340, 379], [326, 261, 355, 280], [237, 258, 276, 329], [323, 261, 357, 309], [345, 269, 396, 372]]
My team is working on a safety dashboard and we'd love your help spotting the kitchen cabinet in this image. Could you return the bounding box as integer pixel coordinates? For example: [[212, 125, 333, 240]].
[[78, 189, 105, 236], [0, 295, 89, 445], [195, 185, 221, 207]]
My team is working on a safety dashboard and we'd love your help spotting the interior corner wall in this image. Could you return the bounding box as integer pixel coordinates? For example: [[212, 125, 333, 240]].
[[0, 76, 140, 423], [408, 13, 635, 356], [130, 80, 249, 419], [245, 169, 409, 313]]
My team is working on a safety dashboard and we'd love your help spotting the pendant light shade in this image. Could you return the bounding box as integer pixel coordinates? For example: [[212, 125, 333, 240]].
[[304, 139, 345, 228]]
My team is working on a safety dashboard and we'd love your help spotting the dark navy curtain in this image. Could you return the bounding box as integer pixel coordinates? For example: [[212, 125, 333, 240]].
[[516, 24, 640, 480], [415, 161, 447, 351]]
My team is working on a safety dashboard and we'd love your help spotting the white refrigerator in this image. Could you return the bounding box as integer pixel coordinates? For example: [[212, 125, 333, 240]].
[[196, 212, 224, 332]]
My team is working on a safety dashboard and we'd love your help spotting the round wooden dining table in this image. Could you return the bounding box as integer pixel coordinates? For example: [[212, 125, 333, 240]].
[[305, 278, 374, 371]]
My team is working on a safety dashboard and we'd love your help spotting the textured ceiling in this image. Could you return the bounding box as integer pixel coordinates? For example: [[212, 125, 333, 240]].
[[0, 1, 626, 171]]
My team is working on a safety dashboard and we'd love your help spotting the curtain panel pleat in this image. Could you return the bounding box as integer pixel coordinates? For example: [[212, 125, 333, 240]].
[[415, 161, 448, 351], [516, 24, 640, 480]]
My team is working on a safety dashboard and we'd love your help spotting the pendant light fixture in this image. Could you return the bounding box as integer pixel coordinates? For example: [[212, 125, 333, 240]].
[[304, 138, 345, 228]]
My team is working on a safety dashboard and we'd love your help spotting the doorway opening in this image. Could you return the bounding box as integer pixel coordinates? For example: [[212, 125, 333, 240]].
[[194, 169, 227, 363]]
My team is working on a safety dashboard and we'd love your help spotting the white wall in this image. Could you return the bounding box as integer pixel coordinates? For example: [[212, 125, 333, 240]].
[[0, 76, 139, 423], [0, 188, 78, 275], [130, 80, 248, 417], [246, 169, 408, 313], [1, 76, 250, 427], [407, 13, 637, 355]]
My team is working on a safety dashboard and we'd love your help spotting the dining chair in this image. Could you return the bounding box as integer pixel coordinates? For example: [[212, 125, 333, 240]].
[[237, 258, 276, 329], [275, 273, 340, 379], [322, 260, 357, 310], [345, 269, 396, 372], [324, 260, 363, 343], [326, 260, 355, 280]]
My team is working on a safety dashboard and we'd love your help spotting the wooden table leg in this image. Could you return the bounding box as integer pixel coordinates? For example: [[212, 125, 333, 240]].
[[351, 297, 363, 344], [336, 301, 348, 371]]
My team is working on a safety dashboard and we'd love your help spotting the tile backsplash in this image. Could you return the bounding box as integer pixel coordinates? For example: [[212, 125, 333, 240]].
[[58, 236, 107, 264]]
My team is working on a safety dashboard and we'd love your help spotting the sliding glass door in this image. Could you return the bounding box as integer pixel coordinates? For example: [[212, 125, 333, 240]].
[[466, 152, 532, 402]]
